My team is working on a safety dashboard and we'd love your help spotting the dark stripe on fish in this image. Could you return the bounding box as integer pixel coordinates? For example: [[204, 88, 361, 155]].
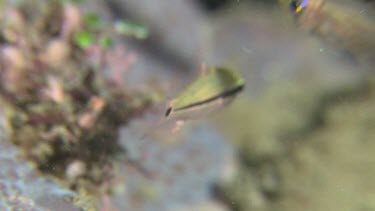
[[170, 84, 244, 114]]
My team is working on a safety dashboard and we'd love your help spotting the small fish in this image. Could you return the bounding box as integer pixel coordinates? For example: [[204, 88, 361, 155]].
[[165, 66, 245, 120], [140, 66, 245, 139], [130, 67, 244, 177]]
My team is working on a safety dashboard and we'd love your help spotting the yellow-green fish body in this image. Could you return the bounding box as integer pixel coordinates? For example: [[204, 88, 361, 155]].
[[166, 67, 245, 120]]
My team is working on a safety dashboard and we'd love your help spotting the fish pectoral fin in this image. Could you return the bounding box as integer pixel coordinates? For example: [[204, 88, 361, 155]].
[[171, 120, 185, 134]]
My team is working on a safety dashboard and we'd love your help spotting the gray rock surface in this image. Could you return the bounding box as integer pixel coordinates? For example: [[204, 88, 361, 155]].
[[0, 140, 81, 211], [113, 118, 234, 211]]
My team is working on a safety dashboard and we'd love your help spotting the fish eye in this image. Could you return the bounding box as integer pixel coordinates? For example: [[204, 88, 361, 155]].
[[165, 107, 172, 117]]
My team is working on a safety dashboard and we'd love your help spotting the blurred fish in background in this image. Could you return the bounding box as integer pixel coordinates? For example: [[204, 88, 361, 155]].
[[279, 0, 375, 67]]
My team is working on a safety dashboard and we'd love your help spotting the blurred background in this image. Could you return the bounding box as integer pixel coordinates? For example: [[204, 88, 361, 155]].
[[0, 0, 375, 210]]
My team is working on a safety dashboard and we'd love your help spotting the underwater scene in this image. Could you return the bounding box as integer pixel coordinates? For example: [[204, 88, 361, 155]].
[[0, 0, 374, 210]]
